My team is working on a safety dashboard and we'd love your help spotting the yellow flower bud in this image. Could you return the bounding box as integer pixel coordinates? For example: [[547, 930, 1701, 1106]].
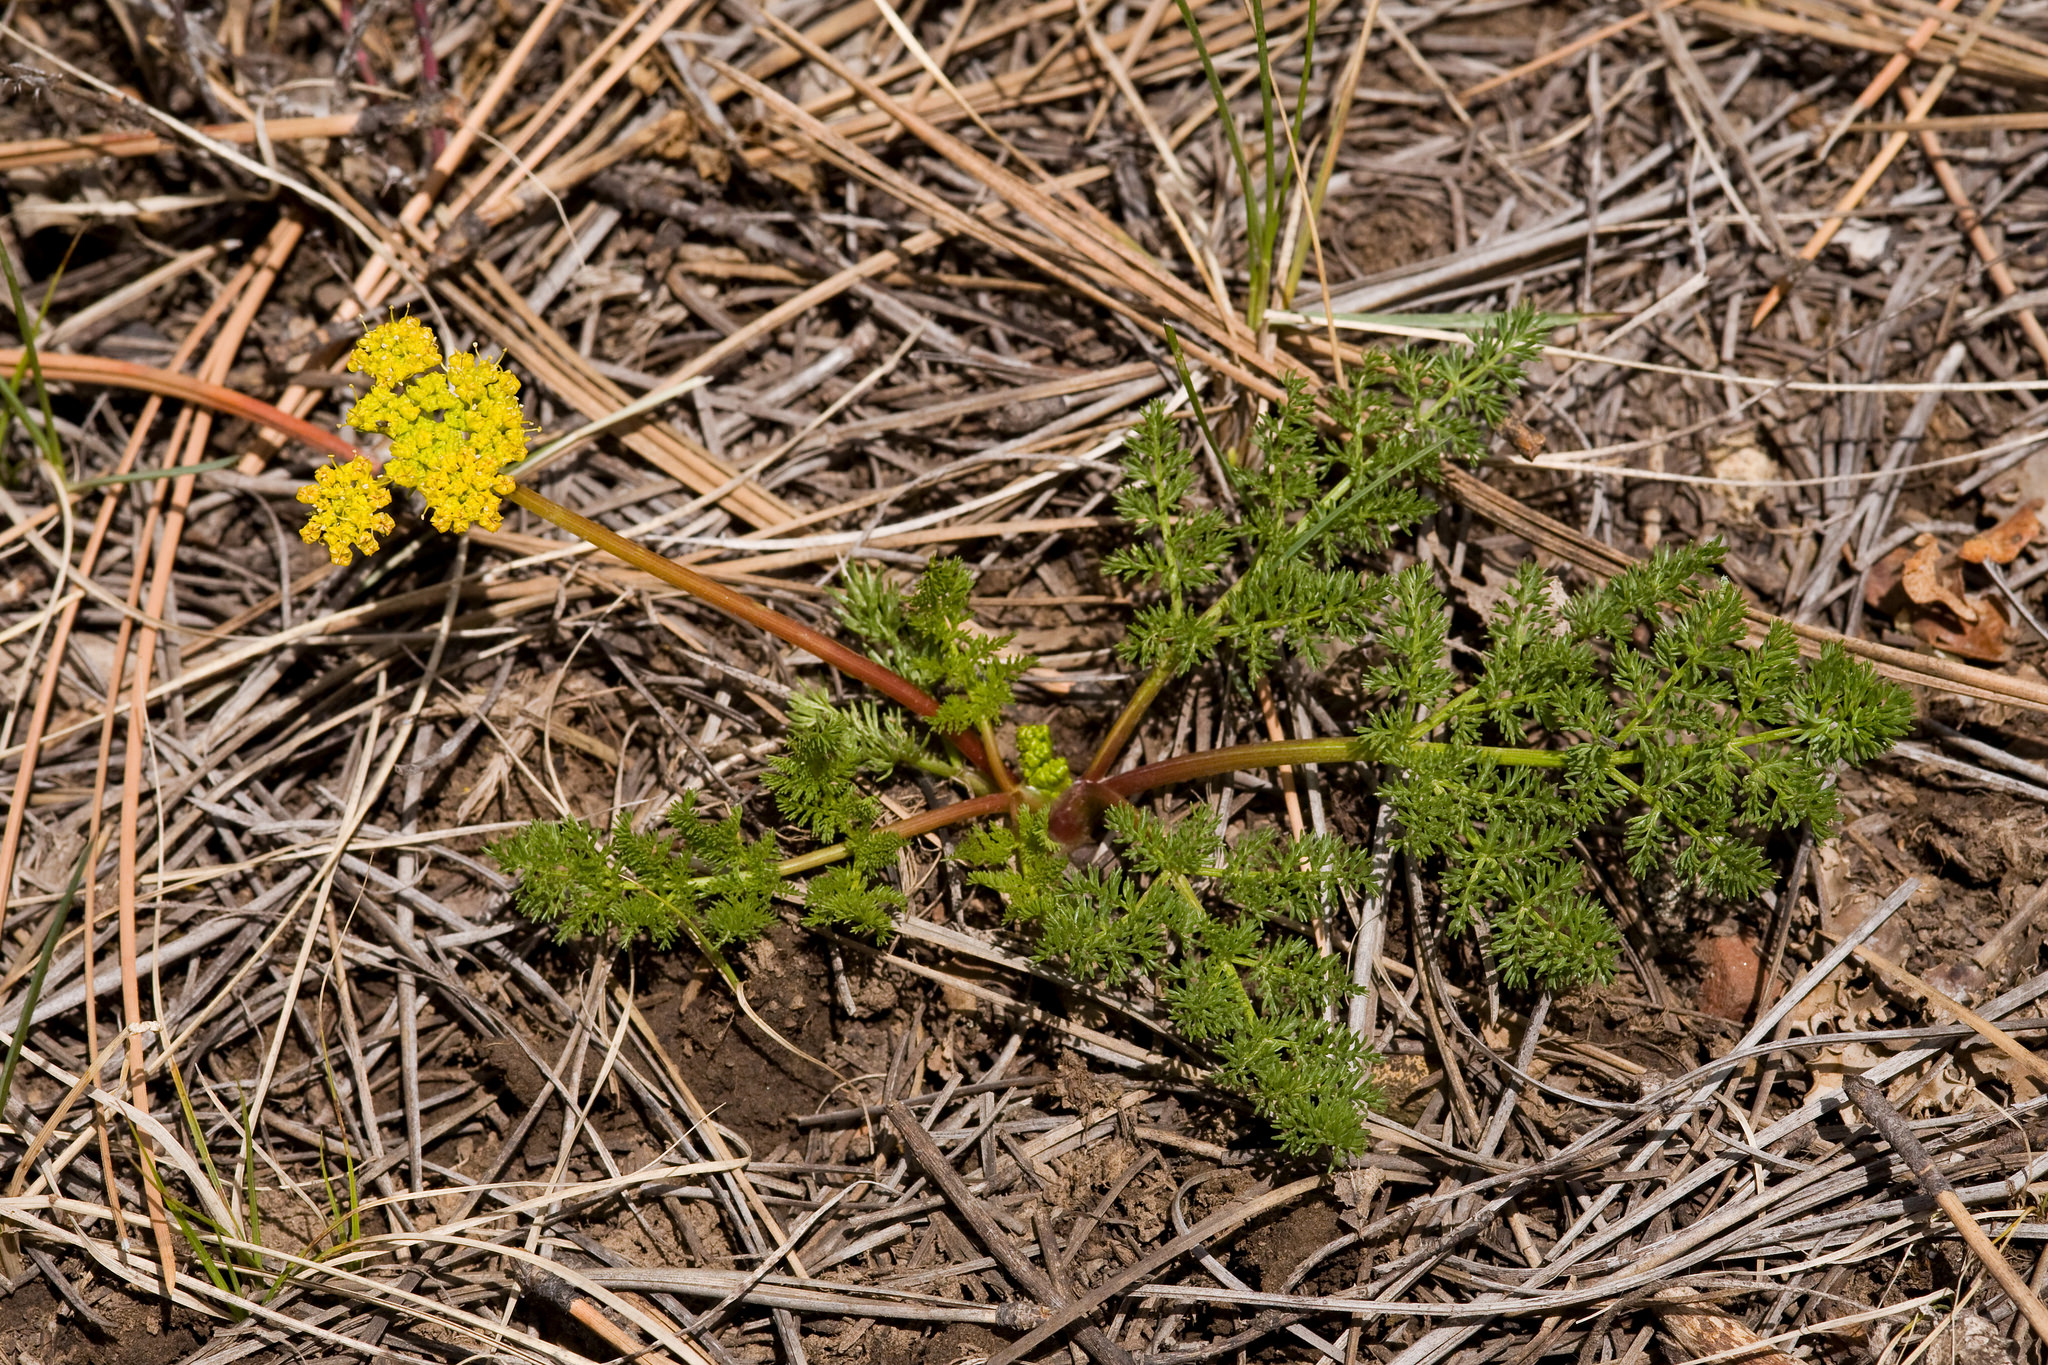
[[445, 350, 521, 407], [296, 456, 395, 566], [343, 383, 422, 435]]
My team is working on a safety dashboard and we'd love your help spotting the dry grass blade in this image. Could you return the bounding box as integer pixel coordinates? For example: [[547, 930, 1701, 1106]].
[[1846, 1076, 2048, 1339], [12, 0, 2048, 1360], [886, 1099, 1127, 1363], [1750, 0, 2011, 326]]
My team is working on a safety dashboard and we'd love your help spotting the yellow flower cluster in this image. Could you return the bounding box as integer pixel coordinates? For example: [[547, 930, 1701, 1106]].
[[296, 456, 395, 566], [299, 317, 532, 561], [380, 350, 523, 534], [345, 313, 441, 387]]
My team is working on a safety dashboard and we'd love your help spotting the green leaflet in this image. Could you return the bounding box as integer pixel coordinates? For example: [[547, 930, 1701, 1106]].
[[839, 557, 1034, 736], [952, 802, 1381, 1156], [1017, 723, 1072, 792], [1109, 309, 1544, 687], [489, 794, 786, 950]]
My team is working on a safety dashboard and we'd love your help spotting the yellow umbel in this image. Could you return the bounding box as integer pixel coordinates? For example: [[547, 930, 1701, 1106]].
[[300, 317, 533, 556], [379, 350, 524, 533], [345, 313, 441, 387], [296, 456, 396, 565]]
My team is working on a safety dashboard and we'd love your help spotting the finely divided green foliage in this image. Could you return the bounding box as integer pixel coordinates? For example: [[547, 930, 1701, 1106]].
[[756, 689, 913, 937], [489, 307, 1911, 1160], [763, 687, 953, 835], [960, 803, 1380, 1156], [491, 794, 786, 949], [1365, 547, 1913, 990], [1110, 310, 1546, 685], [493, 781, 909, 945], [839, 557, 1034, 735]]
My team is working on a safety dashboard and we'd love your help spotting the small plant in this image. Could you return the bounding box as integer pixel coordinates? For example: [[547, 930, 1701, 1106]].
[[294, 307, 1909, 1160], [0, 235, 64, 485]]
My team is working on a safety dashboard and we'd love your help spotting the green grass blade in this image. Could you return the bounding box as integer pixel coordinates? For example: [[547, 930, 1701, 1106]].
[[1275, 0, 1318, 306], [0, 236, 66, 469], [165, 1197, 242, 1303], [163, 1047, 230, 1206], [1172, 0, 1259, 251], [67, 454, 240, 492], [314, 1136, 344, 1237], [141, 1140, 249, 1306], [1247, 0, 1283, 263], [1276, 307, 1592, 333], [0, 848, 85, 1121], [1291, 0, 1318, 148], [1163, 327, 1227, 470], [344, 1138, 359, 1243], [241, 1089, 262, 1260], [164, 1043, 263, 1270]]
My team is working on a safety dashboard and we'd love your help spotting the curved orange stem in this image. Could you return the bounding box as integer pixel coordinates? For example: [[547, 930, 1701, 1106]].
[[12, 348, 996, 778], [507, 487, 994, 777], [1, 350, 361, 463]]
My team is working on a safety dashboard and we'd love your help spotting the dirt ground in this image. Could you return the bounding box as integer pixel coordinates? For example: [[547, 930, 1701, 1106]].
[[8, 0, 2048, 1359]]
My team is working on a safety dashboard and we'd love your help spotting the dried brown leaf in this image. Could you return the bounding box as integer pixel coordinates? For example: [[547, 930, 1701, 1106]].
[[1959, 498, 2044, 565], [1911, 601, 2011, 663], [1900, 534, 1979, 622], [1498, 413, 1546, 458], [1864, 544, 1913, 611], [1654, 1292, 1804, 1365]]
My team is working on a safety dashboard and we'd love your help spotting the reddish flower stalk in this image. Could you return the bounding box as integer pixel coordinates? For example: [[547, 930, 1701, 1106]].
[[506, 488, 995, 778], [7, 349, 995, 780], [4, 350, 360, 462], [338, 0, 379, 84], [409, 0, 448, 158]]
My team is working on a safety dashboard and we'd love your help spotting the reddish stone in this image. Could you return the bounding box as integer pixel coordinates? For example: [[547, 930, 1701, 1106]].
[[1696, 934, 1762, 1022]]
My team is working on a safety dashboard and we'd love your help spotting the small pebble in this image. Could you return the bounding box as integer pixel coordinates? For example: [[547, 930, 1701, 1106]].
[[1695, 933, 1761, 1022]]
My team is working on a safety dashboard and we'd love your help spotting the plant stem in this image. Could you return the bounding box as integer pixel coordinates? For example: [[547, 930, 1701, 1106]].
[[747, 791, 1019, 881], [1100, 736, 1361, 801], [1408, 683, 1489, 740], [1164, 325, 1226, 471], [0, 350, 361, 463], [977, 717, 1017, 791], [1082, 466, 1365, 781], [508, 488, 996, 778], [1082, 661, 1173, 781], [1099, 737, 1555, 803], [7, 348, 1001, 782], [1098, 721, 1805, 808]]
